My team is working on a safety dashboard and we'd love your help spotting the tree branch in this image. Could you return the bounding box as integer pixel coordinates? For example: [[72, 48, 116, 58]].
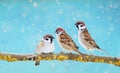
[[0, 52, 120, 67]]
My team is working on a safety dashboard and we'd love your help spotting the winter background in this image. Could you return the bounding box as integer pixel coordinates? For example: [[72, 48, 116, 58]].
[[0, 0, 120, 73]]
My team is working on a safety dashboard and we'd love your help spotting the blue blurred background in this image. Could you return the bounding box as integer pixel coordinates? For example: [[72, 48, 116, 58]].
[[0, 0, 120, 73]]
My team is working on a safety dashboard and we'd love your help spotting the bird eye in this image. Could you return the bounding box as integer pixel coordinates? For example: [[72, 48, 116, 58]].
[[46, 38, 49, 40], [80, 25, 83, 27]]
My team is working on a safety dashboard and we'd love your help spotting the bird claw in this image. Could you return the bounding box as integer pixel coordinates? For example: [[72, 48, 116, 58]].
[[49, 52, 54, 54], [69, 52, 73, 55], [90, 54, 94, 56], [59, 52, 64, 54], [41, 53, 47, 54]]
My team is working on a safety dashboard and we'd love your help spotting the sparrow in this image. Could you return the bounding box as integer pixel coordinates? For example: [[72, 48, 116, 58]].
[[35, 34, 55, 66], [75, 21, 109, 55], [55, 27, 81, 55]]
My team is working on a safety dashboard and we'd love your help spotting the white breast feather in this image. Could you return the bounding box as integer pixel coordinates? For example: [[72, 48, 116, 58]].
[[78, 30, 88, 50], [37, 41, 54, 54]]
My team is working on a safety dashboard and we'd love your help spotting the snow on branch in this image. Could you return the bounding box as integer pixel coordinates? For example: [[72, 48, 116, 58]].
[[0, 52, 120, 67]]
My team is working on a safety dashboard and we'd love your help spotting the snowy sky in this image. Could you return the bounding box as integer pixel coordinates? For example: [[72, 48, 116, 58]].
[[0, 0, 120, 73]]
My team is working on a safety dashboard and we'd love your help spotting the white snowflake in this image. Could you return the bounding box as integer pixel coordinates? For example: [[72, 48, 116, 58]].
[[27, 26, 30, 30], [56, 0, 60, 5], [32, 23, 35, 26], [109, 4, 113, 8], [97, 16, 100, 19], [99, 5, 103, 9], [3, 29, 7, 32], [108, 25, 114, 31], [71, 11, 74, 15], [117, 13, 120, 16], [58, 10, 63, 14], [73, 35, 77, 39], [3, 4, 6, 7], [29, 0, 32, 3], [21, 29, 25, 32], [11, 48, 15, 50], [105, 71, 108, 73], [115, 20, 118, 22], [107, 31, 111, 36], [33, 2, 38, 8], [32, 42, 35, 46], [39, 30, 42, 33], [51, 63, 55, 67], [102, 10, 105, 14], [22, 13, 27, 18]]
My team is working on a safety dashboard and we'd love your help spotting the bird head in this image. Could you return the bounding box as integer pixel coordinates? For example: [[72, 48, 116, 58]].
[[55, 27, 65, 35], [75, 21, 86, 30], [43, 34, 54, 44]]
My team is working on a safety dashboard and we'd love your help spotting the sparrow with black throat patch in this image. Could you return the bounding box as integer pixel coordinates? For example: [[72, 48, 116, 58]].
[[35, 34, 55, 66], [55, 27, 81, 55], [75, 21, 109, 55]]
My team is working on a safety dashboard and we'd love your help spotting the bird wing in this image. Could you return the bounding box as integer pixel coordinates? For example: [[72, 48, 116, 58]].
[[83, 29, 98, 48], [59, 32, 79, 50], [36, 40, 44, 52]]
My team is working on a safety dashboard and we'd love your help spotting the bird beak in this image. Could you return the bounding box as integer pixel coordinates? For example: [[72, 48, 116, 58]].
[[51, 36, 55, 39], [75, 23, 77, 27], [55, 30, 58, 34]]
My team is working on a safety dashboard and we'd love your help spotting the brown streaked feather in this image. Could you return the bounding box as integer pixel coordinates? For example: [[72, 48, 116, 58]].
[[36, 40, 44, 52], [82, 29, 99, 49], [59, 32, 79, 51]]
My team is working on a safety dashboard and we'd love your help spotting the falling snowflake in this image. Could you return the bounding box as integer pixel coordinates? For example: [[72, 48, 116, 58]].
[[32, 42, 35, 46], [114, 19, 118, 22], [51, 63, 55, 67], [105, 71, 108, 73], [56, 0, 60, 5], [3, 3, 6, 7], [22, 13, 27, 18], [27, 26, 30, 30], [108, 24, 114, 31], [29, 0, 32, 3], [99, 5, 103, 9], [58, 10, 63, 14], [97, 16, 100, 19], [21, 29, 25, 32], [117, 12, 120, 16], [3, 29, 7, 32], [39, 30, 42, 33], [107, 31, 111, 36], [11, 48, 15, 50], [32, 23, 35, 26], [109, 4, 113, 8], [33, 2, 38, 8], [73, 35, 77, 39]]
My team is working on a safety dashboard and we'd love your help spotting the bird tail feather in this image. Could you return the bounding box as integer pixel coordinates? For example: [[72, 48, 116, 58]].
[[97, 46, 109, 55], [98, 48, 109, 55], [76, 50, 82, 55]]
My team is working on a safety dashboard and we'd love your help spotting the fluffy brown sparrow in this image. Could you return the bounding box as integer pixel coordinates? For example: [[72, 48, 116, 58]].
[[55, 27, 81, 55], [75, 21, 109, 55], [35, 34, 55, 66]]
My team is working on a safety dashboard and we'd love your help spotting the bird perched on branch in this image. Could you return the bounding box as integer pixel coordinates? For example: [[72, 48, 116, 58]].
[[35, 34, 55, 66], [75, 21, 109, 55], [55, 27, 81, 55]]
